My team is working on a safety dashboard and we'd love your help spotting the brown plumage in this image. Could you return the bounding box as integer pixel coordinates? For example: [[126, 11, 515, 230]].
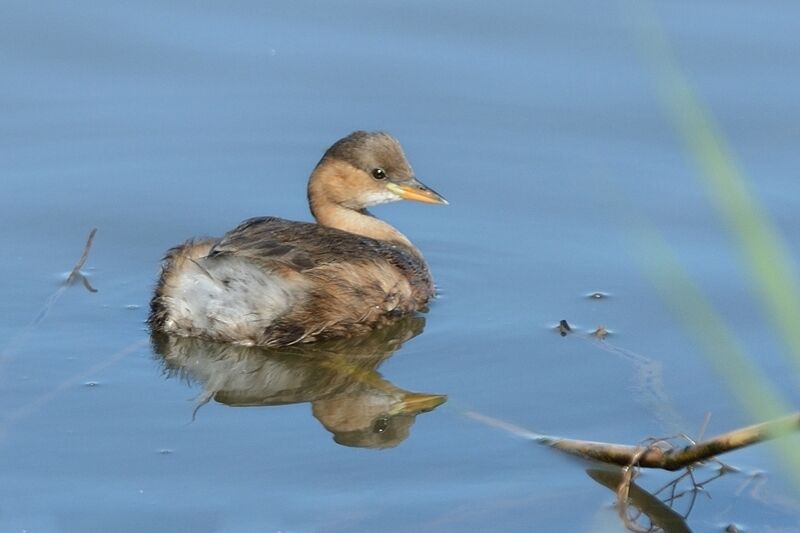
[[149, 131, 447, 346]]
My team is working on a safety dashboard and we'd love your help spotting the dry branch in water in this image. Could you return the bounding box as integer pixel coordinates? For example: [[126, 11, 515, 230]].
[[542, 412, 800, 470], [67, 227, 98, 292]]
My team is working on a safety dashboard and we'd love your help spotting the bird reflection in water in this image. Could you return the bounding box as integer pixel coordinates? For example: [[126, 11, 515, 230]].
[[151, 316, 445, 449]]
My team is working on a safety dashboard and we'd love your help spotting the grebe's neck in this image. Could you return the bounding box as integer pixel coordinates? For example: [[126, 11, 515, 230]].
[[308, 161, 417, 251], [312, 203, 414, 247]]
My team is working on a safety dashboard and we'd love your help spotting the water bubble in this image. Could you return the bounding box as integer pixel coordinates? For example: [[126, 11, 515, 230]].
[[586, 291, 610, 300]]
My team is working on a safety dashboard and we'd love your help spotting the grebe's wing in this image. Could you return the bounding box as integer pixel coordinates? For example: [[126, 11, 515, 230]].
[[207, 217, 316, 271], [208, 215, 394, 271]]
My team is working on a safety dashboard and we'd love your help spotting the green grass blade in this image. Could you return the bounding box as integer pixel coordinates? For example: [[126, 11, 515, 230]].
[[623, 0, 800, 375]]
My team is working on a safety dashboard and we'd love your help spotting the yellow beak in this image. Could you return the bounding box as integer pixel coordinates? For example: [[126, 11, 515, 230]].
[[386, 180, 448, 205]]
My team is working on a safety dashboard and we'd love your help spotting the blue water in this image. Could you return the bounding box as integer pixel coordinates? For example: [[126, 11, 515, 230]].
[[2, 1, 800, 531]]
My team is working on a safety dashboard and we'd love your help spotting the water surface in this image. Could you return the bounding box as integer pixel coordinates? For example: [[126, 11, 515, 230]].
[[2, 1, 800, 531]]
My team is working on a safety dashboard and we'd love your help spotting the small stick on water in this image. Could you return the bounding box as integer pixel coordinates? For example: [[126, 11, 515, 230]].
[[466, 410, 796, 529], [466, 410, 800, 470], [540, 412, 800, 471], [67, 227, 98, 292], [1, 228, 99, 361]]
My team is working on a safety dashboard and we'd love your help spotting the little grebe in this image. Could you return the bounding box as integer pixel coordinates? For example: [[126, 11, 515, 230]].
[[149, 131, 446, 346]]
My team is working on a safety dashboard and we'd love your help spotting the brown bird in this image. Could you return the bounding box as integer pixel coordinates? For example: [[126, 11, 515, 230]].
[[149, 131, 447, 346]]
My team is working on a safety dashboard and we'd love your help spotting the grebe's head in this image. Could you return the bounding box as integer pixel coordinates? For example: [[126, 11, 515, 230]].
[[309, 131, 447, 211]]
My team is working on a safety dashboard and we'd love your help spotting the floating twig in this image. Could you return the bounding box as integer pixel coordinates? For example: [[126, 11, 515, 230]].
[[466, 409, 799, 471], [1, 228, 99, 362], [67, 227, 98, 292], [541, 412, 800, 471]]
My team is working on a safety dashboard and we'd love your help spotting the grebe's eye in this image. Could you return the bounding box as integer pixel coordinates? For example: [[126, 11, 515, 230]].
[[371, 168, 387, 180]]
